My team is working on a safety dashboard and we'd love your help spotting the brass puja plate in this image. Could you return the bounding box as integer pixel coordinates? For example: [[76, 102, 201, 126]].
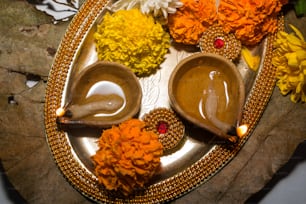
[[44, 0, 284, 203]]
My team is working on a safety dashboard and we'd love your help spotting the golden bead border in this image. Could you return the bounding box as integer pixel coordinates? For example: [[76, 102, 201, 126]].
[[44, 0, 284, 202]]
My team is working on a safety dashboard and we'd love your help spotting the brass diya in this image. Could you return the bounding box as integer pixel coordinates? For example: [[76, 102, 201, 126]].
[[56, 61, 142, 128], [168, 53, 246, 143]]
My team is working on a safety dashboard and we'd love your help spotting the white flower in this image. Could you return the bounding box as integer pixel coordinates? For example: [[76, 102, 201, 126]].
[[110, 0, 183, 18]]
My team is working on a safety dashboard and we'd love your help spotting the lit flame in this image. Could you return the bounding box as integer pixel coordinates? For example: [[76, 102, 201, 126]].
[[56, 107, 66, 117], [236, 124, 248, 138]]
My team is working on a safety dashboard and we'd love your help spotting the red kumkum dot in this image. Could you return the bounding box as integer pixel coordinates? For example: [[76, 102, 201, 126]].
[[214, 38, 225, 49], [157, 122, 168, 134]]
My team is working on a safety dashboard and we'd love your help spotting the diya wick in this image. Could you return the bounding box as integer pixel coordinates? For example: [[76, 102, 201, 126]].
[[56, 94, 124, 125], [216, 129, 239, 143], [204, 71, 232, 133], [209, 123, 248, 143], [203, 71, 247, 143]]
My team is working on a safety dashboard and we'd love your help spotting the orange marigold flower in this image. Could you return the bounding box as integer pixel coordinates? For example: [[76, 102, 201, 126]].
[[218, 0, 288, 45], [92, 119, 163, 196], [168, 0, 217, 45]]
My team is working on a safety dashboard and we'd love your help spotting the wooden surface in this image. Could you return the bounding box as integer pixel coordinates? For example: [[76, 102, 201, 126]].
[[0, 1, 305, 203]]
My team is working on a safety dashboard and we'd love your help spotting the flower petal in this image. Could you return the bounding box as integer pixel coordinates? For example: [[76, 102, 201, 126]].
[[289, 24, 305, 41]]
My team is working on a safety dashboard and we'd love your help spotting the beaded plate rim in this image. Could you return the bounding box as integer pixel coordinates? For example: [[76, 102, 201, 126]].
[[44, 0, 284, 203]]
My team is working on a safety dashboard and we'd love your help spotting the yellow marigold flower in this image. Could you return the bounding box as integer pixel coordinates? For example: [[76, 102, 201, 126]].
[[94, 9, 170, 76], [272, 24, 306, 103]]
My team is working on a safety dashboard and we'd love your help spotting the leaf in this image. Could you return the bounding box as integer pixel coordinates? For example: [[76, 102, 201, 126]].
[[294, 0, 306, 17]]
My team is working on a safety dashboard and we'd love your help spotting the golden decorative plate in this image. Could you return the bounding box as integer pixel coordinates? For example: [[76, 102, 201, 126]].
[[44, 0, 284, 202]]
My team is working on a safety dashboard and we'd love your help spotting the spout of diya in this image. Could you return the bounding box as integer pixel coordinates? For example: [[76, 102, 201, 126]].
[[56, 94, 125, 126], [204, 74, 248, 143], [208, 122, 249, 143]]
